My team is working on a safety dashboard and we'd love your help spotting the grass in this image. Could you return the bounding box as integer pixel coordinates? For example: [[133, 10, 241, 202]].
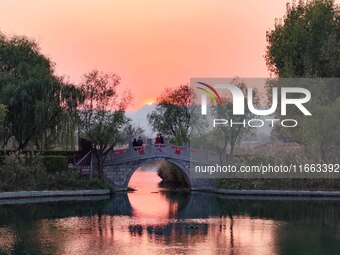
[[37, 171, 114, 192], [216, 146, 340, 191]]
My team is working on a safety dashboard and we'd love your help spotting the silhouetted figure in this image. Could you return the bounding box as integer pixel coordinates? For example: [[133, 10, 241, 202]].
[[137, 136, 143, 146], [155, 134, 161, 144], [133, 138, 138, 150], [160, 133, 164, 144]]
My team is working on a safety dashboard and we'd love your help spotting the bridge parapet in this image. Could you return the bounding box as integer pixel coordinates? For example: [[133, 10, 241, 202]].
[[105, 140, 191, 164], [104, 140, 221, 165]]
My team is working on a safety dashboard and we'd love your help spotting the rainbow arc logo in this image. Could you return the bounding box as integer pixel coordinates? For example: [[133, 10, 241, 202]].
[[196, 82, 223, 106]]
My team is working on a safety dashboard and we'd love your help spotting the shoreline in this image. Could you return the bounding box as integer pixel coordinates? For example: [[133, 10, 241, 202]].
[[0, 194, 111, 205], [0, 189, 111, 200], [1, 187, 340, 205]]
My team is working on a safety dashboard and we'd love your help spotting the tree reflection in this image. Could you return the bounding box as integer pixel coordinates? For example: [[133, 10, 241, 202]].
[[0, 194, 339, 255]]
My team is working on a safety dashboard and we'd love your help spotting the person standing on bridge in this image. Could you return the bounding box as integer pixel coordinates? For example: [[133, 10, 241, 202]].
[[136, 136, 145, 154], [133, 138, 138, 150], [160, 133, 164, 144], [137, 136, 144, 146], [155, 134, 161, 144]]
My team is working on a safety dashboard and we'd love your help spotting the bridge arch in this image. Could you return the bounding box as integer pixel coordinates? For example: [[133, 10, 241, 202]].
[[123, 157, 192, 189], [103, 156, 192, 191]]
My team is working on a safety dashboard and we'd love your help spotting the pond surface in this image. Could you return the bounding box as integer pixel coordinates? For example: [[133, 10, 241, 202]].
[[0, 170, 339, 255]]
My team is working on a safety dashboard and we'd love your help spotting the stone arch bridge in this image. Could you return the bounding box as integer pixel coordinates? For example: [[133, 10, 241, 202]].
[[94, 140, 213, 191]]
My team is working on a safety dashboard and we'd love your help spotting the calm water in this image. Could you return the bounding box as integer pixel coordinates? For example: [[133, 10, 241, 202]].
[[0, 169, 340, 255]]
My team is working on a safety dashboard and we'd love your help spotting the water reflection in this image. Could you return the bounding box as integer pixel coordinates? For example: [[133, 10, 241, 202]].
[[0, 171, 339, 254], [128, 169, 190, 220]]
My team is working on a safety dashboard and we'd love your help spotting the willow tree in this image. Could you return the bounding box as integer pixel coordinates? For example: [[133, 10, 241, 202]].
[[78, 70, 132, 178], [0, 32, 81, 150]]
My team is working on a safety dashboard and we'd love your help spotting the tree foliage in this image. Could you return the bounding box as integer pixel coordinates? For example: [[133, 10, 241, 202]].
[[157, 161, 188, 186], [194, 79, 258, 162], [0, 104, 6, 138], [148, 84, 191, 145], [266, 1, 340, 160], [0, 104, 5, 121], [0, 32, 81, 150], [303, 97, 340, 159], [78, 70, 132, 178], [122, 121, 144, 142], [266, 0, 340, 79]]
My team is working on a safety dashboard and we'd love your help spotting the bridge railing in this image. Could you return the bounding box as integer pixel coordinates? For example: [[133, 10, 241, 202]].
[[105, 139, 191, 163], [104, 139, 221, 165]]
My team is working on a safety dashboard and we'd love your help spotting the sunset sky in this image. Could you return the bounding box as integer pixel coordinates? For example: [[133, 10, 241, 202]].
[[1, 0, 338, 110]]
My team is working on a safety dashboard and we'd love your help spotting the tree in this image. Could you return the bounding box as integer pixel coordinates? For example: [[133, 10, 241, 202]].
[[0, 104, 6, 138], [78, 70, 132, 179], [0, 104, 5, 120], [148, 84, 191, 145], [0, 32, 81, 150], [303, 98, 340, 160], [265, 0, 340, 159], [266, 0, 340, 80], [198, 79, 258, 162], [122, 121, 144, 142]]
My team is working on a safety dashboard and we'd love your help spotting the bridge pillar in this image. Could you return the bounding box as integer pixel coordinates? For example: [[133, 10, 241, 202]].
[[103, 162, 136, 190]]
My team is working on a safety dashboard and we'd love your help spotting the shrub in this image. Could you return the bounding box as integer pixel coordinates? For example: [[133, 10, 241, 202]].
[[41, 171, 114, 192], [40, 151, 76, 157], [0, 152, 46, 191], [86, 178, 114, 191], [0, 152, 113, 192], [42, 156, 68, 173], [157, 162, 188, 186]]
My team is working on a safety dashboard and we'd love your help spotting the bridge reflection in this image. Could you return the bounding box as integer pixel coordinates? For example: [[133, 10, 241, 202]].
[[1, 192, 340, 255]]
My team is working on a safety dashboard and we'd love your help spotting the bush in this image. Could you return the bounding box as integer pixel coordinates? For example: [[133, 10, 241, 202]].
[[40, 151, 76, 157], [0, 152, 114, 192], [0, 152, 46, 192], [157, 162, 188, 186], [41, 171, 114, 192], [42, 156, 68, 173]]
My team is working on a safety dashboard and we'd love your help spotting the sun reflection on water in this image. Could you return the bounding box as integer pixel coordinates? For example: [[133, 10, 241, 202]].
[[0, 168, 338, 254]]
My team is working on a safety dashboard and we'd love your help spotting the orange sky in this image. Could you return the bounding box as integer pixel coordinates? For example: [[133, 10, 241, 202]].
[[1, 0, 338, 110]]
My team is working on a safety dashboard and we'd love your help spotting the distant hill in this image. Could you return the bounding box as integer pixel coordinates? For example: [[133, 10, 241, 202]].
[[126, 104, 156, 138]]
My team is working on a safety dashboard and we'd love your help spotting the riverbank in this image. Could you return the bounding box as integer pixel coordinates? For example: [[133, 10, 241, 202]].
[[0, 189, 111, 201], [0, 189, 112, 206], [1, 187, 340, 207]]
